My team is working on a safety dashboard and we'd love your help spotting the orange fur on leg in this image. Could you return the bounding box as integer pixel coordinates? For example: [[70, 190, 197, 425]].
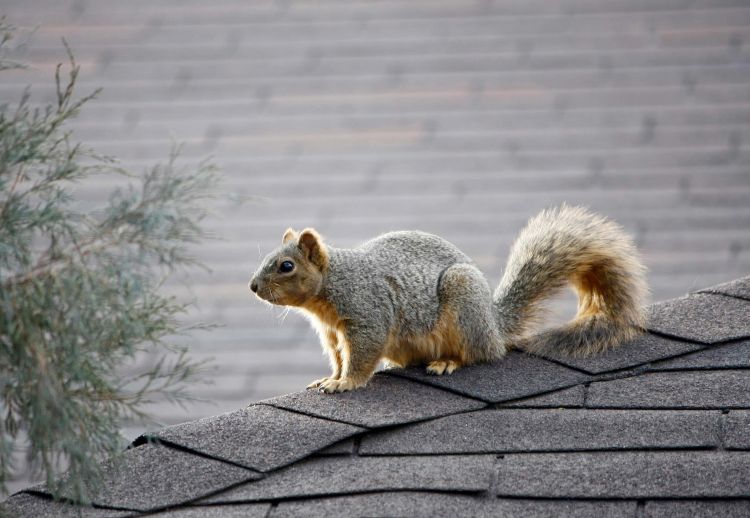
[[384, 307, 467, 374]]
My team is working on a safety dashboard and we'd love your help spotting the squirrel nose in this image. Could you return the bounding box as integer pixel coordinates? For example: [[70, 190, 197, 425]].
[[249, 281, 258, 293]]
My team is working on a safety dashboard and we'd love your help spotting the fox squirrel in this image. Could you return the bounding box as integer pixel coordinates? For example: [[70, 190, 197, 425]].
[[249, 205, 648, 393]]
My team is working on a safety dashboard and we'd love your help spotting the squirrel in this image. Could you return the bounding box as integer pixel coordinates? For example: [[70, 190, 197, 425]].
[[249, 205, 648, 393]]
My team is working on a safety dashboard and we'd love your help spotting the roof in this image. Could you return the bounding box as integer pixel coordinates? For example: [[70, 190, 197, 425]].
[[3, 276, 750, 517]]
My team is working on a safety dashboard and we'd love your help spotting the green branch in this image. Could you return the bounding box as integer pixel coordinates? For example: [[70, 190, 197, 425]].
[[0, 20, 219, 503]]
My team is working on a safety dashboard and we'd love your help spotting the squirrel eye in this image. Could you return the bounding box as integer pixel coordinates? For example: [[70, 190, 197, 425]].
[[278, 260, 294, 273]]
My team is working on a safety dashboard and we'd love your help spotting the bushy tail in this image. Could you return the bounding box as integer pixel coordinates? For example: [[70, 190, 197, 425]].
[[493, 205, 648, 357]]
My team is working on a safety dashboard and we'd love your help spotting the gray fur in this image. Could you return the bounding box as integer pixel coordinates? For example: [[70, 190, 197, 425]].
[[439, 263, 505, 362], [324, 231, 472, 337]]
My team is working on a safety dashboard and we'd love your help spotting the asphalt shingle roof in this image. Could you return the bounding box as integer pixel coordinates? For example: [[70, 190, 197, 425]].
[[2, 276, 750, 517]]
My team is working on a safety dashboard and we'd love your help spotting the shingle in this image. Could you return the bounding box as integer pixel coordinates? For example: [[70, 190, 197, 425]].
[[495, 451, 750, 498], [547, 332, 705, 374], [359, 409, 719, 455], [587, 370, 750, 409], [271, 492, 636, 518], [697, 276, 750, 301], [200, 455, 494, 504], [148, 404, 363, 472], [1, 492, 130, 518], [43, 443, 260, 512], [147, 504, 271, 517], [644, 500, 750, 518], [647, 293, 750, 344], [387, 351, 590, 404], [650, 339, 750, 370], [258, 374, 485, 428], [499, 385, 585, 408], [724, 411, 750, 449], [314, 438, 356, 455]]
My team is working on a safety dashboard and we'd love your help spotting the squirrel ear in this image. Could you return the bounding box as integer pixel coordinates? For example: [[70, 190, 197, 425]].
[[298, 228, 329, 269], [282, 228, 298, 244]]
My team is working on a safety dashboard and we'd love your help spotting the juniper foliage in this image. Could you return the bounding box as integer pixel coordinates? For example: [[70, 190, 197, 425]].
[[0, 21, 216, 501]]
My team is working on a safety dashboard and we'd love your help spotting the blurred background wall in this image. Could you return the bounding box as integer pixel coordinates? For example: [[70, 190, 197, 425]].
[[3, 0, 749, 492]]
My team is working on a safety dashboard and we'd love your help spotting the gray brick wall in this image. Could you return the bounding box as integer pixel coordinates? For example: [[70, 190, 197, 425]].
[[2, 0, 749, 493]]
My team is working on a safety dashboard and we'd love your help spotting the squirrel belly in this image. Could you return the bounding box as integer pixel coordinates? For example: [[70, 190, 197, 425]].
[[249, 205, 648, 393]]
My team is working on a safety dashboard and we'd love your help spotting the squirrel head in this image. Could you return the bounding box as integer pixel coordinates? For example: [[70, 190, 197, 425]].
[[249, 228, 329, 307]]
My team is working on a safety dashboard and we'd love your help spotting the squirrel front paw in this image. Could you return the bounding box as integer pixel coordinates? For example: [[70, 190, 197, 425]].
[[307, 377, 337, 389], [318, 377, 363, 394]]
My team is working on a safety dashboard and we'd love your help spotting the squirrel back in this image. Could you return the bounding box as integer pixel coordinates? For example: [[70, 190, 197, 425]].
[[325, 231, 473, 334]]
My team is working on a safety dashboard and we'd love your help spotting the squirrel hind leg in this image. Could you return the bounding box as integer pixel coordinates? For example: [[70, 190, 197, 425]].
[[436, 263, 507, 364]]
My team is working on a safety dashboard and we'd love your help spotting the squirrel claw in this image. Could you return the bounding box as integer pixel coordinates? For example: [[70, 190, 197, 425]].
[[307, 377, 333, 389], [426, 360, 459, 376], [318, 377, 359, 394]]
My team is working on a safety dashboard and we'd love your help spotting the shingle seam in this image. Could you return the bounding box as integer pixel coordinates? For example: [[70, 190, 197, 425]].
[[588, 366, 651, 383], [381, 369, 585, 404], [523, 354, 594, 375], [344, 405, 492, 436], [718, 410, 730, 451], [493, 495, 750, 502], [497, 402, 584, 409], [694, 291, 750, 305], [648, 365, 750, 373], [644, 328, 711, 345], [132, 436, 267, 475], [505, 497, 750, 505], [129, 502, 243, 518], [134, 502, 274, 518], [644, 336, 750, 370], [152, 473, 271, 514], [18, 489, 137, 513], [487, 457, 502, 502], [129, 434, 150, 449], [112, 472, 273, 515], [490, 385, 584, 409], [490, 496, 641, 504], [695, 289, 750, 303], [361, 446, 721, 457], [547, 332, 726, 375], [488, 496, 639, 504], [377, 369, 495, 401], [567, 361, 652, 377], [156, 432, 371, 475], [190, 487, 490, 506], [579, 404, 750, 411], [648, 328, 750, 347], [255, 401, 376, 429], [589, 365, 750, 382]]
